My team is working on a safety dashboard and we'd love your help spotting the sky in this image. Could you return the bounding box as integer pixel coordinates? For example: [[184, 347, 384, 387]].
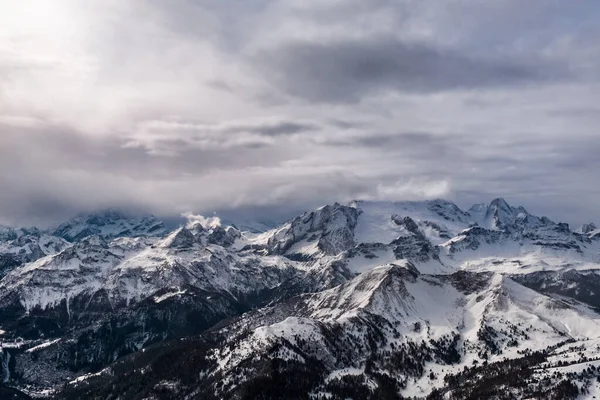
[[1, 0, 599, 228]]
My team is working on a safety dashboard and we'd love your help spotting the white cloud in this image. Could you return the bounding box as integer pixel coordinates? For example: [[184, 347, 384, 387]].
[[182, 212, 221, 230], [373, 180, 452, 201]]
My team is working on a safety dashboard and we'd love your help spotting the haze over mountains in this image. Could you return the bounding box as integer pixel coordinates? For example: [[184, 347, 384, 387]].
[[0, 197, 599, 399]]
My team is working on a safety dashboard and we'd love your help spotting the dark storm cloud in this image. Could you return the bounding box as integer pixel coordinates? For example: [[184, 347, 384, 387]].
[[327, 119, 369, 130], [252, 121, 317, 136], [253, 37, 565, 103]]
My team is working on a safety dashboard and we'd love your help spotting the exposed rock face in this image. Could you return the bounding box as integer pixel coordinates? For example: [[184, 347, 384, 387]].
[[444, 226, 507, 253], [267, 203, 360, 256], [389, 216, 440, 263], [0, 347, 10, 383], [162, 227, 196, 249], [512, 269, 600, 310]]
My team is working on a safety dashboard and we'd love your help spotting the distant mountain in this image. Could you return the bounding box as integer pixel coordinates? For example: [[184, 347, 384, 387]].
[[0, 198, 599, 398], [50, 209, 168, 242]]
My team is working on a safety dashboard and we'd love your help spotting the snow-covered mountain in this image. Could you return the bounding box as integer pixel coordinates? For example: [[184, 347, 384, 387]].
[[50, 209, 168, 242], [0, 210, 168, 281], [0, 198, 600, 399], [0, 226, 70, 280]]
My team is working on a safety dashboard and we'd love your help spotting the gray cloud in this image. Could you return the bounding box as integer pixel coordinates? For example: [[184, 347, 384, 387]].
[[0, 0, 599, 228], [252, 37, 565, 103]]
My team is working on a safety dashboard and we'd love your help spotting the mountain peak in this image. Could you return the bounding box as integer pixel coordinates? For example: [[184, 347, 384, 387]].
[[580, 222, 598, 235], [306, 261, 420, 320], [161, 227, 196, 249], [488, 197, 512, 211], [464, 198, 551, 231], [267, 202, 359, 256]]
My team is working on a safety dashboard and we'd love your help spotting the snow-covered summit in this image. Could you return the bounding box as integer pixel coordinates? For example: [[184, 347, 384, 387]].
[[265, 202, 360, 257], [349, 199, 472, 246], [467, 197, 548, 231]]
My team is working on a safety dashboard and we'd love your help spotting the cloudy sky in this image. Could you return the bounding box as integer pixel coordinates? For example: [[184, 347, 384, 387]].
[[1, 0, 599, 227]]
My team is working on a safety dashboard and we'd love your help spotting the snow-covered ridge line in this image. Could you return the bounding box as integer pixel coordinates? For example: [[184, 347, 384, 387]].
[[1, 197, 599, 313]]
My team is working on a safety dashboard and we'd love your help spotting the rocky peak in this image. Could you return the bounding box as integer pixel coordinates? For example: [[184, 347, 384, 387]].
[[267, 203, 359, 256], [162, 227, 196, 249], [0, 226, 18, 242], [83, 209, 128, 226], [489, 197, 511, 210], [354, 262, 420, 295], [486, 198, 515, 227], [188, 222, 205, 236], [207, 226, 240, 247], [0, 227, 70, 277], [467, 198, 550, 232], [76, 234, 109, 249], [581, 222, 597, 235]]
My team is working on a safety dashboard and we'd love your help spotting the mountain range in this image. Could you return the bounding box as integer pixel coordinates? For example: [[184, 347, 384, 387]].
[[0, 198, 599, 399]]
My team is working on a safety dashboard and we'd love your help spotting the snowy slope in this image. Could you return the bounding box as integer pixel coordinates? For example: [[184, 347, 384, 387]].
[[350, 199, 473, 245], [117, 265, 600, 399]]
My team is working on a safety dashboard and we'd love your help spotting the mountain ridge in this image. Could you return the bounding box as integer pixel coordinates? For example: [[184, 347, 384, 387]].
[[0, 198, 599, 398]]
